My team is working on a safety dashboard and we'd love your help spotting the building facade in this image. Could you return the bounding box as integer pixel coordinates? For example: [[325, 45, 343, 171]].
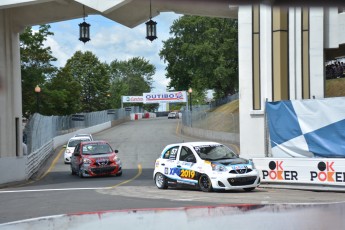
[[238, 5, 345, 158]]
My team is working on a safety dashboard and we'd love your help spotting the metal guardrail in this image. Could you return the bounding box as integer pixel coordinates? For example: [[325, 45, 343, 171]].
[[26, 140, 53, 179], [23, 107, 142, 155]]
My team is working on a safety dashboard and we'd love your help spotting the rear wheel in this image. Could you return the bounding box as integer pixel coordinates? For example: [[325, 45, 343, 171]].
[[199, 174, 213, 192], [155, 173, 168, 189]]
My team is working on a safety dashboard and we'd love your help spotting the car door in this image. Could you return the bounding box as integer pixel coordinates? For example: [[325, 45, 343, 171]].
[[157, 145, 180, 182], [71, 143, 81, 172], [174, 146, 199, 185]]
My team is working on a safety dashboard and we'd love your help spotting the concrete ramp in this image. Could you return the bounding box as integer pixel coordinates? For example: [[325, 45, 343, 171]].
[[1, 203, 344, 229]]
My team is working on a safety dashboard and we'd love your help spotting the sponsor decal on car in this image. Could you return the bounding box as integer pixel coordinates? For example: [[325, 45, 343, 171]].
[[169, 167, 196, 179]]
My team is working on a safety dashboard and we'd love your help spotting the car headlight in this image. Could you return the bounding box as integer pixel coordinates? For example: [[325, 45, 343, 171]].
[[211, 163, 227, 172], [82, 158, 91, 164], [113, 156, 121, 165]]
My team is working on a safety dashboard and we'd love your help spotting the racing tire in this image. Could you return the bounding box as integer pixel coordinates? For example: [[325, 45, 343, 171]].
[[155, 173, 168, 189], [78, 168, 84, 178], [243, 187, 256, 192], [116, 171, 122, 176], [198, 174, 213, 192], [71, 165, 76, 175]]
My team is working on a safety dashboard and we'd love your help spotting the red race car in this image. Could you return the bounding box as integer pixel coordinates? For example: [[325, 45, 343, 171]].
[[70, 140, 122, 177]]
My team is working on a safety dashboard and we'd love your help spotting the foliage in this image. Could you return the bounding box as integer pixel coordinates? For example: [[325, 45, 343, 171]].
[[20, 25, 57, 117], [42, 68, 83, 115], [160, 16, 238, 100], [62, 51, 111, 112], [108, 57, 155, 108]]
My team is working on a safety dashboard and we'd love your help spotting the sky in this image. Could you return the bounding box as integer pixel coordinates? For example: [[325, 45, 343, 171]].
[[43, 12, 181, 93]]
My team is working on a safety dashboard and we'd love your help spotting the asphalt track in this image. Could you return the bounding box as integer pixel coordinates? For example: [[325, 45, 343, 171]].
[[0, 117, 345, 224]]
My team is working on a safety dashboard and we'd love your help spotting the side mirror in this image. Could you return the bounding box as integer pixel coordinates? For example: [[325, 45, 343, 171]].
[[115, 150, 119, 153]]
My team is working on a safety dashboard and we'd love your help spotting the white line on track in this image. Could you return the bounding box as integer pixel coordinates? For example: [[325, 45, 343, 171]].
[[0, 187, 111, 194]]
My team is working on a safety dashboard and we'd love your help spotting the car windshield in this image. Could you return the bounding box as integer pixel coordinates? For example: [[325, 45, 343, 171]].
[[82, 143, 112, 155], [194, 144, 237, 161], [68, 139, 90, 147]]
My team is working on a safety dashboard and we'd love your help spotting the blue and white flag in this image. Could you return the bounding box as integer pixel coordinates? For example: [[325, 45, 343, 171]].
[[266, 97, 345, 158]]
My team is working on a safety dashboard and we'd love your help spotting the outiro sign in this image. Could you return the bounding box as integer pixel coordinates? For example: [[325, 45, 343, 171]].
[[143, 91, 187, 104]]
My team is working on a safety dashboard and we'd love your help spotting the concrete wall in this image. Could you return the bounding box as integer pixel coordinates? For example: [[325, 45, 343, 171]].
[[1, 203, 344, 229]]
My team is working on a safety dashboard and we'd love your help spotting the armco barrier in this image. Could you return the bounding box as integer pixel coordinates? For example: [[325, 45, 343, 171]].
[[253, 157, 345, 186], [0, 203, 344, 229]]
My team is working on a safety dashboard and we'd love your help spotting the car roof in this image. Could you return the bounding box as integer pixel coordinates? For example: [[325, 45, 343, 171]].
[[80, 140, 108, 145], [164, 141, 221, 149], [74, 134, 92, 137], [68, 136, 92, 141]]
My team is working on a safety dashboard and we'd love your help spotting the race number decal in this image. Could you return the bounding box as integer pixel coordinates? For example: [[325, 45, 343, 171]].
[[180, 169, 195, 179]]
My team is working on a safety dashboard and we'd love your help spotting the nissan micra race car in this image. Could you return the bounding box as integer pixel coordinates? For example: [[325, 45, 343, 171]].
[[153, 142, 260, 192]]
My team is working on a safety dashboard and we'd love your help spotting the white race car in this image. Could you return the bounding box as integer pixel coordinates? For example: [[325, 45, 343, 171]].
[[153, 142, 260, 192]]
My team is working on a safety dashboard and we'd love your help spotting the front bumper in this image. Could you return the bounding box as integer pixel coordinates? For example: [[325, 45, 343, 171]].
[[64, 153, 72, 163], [209, 170, 260, 190], [80, 164, 122, 177]]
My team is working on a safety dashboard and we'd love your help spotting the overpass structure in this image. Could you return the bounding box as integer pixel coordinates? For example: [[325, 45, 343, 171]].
[[1, 1, 345, 183]]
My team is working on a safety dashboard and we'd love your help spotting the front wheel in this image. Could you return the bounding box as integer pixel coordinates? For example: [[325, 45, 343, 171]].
[[199, 174, 213, 192], [71, 165, 76, 175], [78, 168, 84, 178], [116, 171, 122, 176], [155, 173, 168, 189]]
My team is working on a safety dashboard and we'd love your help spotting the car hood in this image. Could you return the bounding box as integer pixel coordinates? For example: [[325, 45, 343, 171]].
[[213, 158, 249, 166], [82, 153, 115, 158]]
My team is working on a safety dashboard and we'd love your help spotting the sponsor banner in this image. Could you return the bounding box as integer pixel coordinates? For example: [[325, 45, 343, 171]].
[[143, 91, 187, 104], [253, 158, 345, 186], [122, 96, 143, 103]]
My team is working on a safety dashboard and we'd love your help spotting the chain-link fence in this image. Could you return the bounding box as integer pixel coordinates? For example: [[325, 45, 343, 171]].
[[182, 93, 239, 134], [182, 110, 239, 134], [23, 106, 142, 155]]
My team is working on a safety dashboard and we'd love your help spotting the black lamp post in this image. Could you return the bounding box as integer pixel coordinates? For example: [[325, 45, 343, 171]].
[[188, 87, 193, 112], [146, 0, 157, 42], [35, 85, 41, 113], [79, 5, 90, 43]]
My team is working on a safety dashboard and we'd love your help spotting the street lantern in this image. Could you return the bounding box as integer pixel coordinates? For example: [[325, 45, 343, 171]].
[[146, 19, 157, 42], [34, 85, 41, 113], [146, 0, 157, 42], [79, 5, 90, 43]]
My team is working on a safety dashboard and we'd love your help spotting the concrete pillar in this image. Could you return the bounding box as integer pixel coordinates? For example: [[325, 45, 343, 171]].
[[0, 9, 23, 158]]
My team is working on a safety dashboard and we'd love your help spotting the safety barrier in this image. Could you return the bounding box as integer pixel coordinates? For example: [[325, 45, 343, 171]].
[[0, 203, 344, 229], [253, 157, 345, 187]]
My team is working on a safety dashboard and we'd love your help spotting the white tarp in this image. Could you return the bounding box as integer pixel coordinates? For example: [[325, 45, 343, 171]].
[[266, 97, 345, 158]]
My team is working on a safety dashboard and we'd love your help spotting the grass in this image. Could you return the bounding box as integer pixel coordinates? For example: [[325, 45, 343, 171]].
[[193, 99, 239, 133], [325, 78, 345, 97], [198, 78, 345, 133]]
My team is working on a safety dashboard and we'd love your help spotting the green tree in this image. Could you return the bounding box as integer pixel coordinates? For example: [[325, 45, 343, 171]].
[[41, 68, 82, 115], [160, 16, 238, 99], [20, 25, 57, 117], [62, 51, 111, 112], [108, 57, 155, 108]]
